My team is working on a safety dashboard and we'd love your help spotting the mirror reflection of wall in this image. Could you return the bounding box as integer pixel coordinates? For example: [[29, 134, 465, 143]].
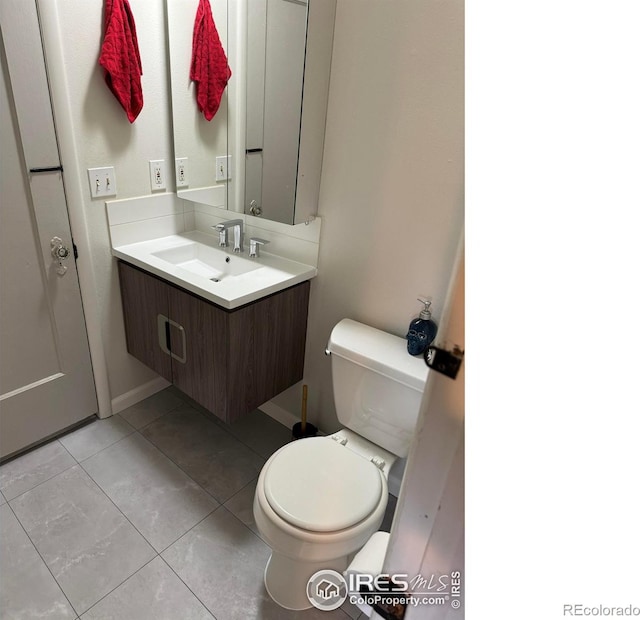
[[245, 0, 308, 223], [166, 0, 335, 225], [167, 0, 230, 210]]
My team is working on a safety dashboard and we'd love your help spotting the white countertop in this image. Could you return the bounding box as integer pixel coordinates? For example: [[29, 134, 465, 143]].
[[112, 231, 317, 309]]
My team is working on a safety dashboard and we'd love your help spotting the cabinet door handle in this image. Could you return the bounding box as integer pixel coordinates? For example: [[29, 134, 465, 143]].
[[168, 320, 187, 364], [158, 314, 171, 356], [157, 314, 187, 364]]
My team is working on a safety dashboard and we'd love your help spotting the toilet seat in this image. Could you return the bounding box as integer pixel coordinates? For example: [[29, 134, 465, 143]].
[[263, 437, 383, 532]]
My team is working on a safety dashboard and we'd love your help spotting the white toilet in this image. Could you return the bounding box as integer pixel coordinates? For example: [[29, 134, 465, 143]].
[[253, 318, 428, 610]]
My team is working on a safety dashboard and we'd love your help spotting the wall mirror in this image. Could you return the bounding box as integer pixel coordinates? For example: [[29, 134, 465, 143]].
[[166, 0, 336, 225], [166, 0, 230, 212]]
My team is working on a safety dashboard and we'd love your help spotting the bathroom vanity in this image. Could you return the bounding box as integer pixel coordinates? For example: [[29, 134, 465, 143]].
[[111, 0, 334, 423], [117, 254, 310, 424]]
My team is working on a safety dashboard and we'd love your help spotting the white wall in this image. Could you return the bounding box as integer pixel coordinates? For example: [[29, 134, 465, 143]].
[[51, 0, 174, 400], [270, 0, 464, 433]]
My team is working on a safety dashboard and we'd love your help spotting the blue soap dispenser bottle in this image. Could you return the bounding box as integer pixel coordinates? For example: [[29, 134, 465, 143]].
[[406, 298, 438, 356]]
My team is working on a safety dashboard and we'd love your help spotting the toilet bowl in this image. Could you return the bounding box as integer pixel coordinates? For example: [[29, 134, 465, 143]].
[[253, 431, 393, 610], [253, 319, 428, 610]]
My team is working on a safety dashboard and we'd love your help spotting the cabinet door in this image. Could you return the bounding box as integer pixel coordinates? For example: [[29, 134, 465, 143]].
[[167, 285, 228, 420], [118, 262, 172, 381], [119, 261, 310, 424], [227, 281, 309, 418]]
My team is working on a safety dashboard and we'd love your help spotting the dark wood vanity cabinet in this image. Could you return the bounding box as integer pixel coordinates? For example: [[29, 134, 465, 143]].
[[118, 261, 310, 424]]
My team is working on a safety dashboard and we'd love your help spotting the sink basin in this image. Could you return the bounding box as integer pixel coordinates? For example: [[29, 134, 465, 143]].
[[111, 231, 317, 309], [151, 242, 260, 281]]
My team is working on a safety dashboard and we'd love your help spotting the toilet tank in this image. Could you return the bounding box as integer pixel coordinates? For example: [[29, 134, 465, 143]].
[[326, 319, 429, 458]]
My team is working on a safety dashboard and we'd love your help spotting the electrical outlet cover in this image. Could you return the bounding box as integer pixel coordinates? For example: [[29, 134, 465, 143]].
[[149, 160, 166, 191], [175, 158, 189, 187]]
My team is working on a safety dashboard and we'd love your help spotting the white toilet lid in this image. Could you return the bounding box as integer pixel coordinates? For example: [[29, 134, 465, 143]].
[[263, 437, 383, 532]]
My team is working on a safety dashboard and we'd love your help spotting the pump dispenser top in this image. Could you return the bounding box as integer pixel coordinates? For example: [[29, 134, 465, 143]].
[[406, 298, 438, 356], [417, 299, 432, 321]]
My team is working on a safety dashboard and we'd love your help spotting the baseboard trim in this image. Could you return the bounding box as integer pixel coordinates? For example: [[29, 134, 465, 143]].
[[258, 401, 301, 431], [111, 376, 171, 415]]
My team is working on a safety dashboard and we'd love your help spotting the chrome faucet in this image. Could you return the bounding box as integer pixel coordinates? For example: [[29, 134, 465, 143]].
[[249, 237, 270, 258], [213, 219, 244, 253]]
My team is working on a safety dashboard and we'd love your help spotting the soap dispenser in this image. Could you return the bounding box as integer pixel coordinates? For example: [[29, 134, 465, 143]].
[[406, 298, 438, 356]]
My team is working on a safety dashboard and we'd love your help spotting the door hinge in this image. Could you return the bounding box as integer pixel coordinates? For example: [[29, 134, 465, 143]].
[[425, 344, 464, 379], [72, 241, 78, 260]]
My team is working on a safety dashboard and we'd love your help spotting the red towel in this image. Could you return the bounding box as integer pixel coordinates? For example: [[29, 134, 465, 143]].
[[190, 0, 232, 121], [99, 0, 143, 123]]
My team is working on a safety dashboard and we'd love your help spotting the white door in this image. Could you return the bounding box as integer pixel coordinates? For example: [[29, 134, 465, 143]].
[[0, 1, 97, 459], [381, 247, 464, 620]]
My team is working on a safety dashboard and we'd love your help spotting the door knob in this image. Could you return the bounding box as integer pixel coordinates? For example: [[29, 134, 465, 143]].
[[51, 237, 71, 275], [249, 200, 262, 216]]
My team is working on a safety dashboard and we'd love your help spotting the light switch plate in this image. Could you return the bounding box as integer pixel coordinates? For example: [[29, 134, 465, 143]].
[[88, 166, 117, 198], [215, 155, 231, 182]]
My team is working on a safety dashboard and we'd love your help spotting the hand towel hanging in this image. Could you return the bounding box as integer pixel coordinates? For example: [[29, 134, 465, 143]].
[[190, 0, 232, 121], [99, 0, 143, 123]]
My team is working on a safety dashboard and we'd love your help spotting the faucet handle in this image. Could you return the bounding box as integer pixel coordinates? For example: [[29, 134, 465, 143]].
[[249, 237, 269, 258]]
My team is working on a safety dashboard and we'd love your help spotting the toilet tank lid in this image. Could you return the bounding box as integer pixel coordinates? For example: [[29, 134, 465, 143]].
[[327, 319, 428, 391]]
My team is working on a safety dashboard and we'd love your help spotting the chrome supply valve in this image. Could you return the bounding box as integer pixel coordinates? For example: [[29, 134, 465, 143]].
[[249, 237, 269, 258]]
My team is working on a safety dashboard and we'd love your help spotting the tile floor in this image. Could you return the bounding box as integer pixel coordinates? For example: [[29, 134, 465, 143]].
[[0, 388, 392, 619]]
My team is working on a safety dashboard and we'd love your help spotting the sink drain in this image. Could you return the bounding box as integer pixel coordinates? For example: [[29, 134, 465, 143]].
[[210, 277, 221, 282]]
